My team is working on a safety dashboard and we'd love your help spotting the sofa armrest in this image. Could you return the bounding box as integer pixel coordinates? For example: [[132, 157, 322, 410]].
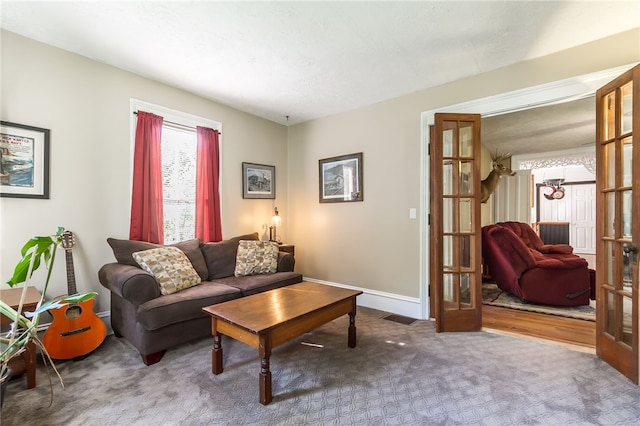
[[98, 263, 161, 305], [277, 251, 295, 272]]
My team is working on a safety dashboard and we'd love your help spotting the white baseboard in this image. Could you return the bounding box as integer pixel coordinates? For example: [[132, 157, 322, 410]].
[[302, 277, 424, 319]]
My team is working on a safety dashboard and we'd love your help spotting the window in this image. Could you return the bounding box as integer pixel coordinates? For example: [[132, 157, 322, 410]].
[[161, 126, 197, 244], [130, 99, 222, 244]]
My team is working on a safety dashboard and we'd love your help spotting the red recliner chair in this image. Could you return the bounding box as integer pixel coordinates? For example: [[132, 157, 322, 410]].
[[482, 222, 592, 306]]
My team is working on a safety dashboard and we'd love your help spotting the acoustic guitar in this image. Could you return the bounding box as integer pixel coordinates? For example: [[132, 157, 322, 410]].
[[42, 231, 106, 360]]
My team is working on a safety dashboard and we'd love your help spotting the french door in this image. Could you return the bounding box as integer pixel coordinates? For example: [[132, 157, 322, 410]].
[[430, 113, 482, 332], [595, 64, 639, 384]]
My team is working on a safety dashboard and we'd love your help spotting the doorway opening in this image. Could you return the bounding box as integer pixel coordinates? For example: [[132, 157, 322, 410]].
[[421, 65, 631, 334]]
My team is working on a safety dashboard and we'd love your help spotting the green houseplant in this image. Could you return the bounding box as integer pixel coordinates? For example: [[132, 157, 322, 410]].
[[1, 227, 97, 403]]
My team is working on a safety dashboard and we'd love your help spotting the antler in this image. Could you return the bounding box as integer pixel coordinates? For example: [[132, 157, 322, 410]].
[[490, 150, 512, 163]]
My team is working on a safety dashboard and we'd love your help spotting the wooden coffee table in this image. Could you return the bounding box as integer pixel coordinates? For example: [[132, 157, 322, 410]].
[[202, 281, 362, 405]]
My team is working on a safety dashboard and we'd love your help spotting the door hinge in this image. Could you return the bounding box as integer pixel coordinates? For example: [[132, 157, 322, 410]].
[[428, 284, 431, 297], [428, 214, 431, 226]]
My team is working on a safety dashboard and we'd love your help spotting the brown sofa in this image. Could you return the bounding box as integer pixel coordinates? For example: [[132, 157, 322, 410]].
[[98, 232, 302, 365]]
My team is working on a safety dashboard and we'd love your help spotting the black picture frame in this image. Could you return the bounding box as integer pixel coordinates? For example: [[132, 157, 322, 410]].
[[242, 162, 275, 199], [0, 121, 50, 199], [319, 152, 363, 203]]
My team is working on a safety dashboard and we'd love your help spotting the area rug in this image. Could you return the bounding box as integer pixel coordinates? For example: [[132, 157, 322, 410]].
[[482, 282, 595, 321]]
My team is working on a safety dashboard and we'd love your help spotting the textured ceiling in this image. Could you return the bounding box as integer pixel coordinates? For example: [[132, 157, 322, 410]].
[[2, 1, 638, 129], [482, 96, 596, 156]]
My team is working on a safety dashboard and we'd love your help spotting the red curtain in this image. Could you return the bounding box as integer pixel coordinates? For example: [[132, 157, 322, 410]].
[[129, 111, 165, 244], [195, 126, 222, 242]]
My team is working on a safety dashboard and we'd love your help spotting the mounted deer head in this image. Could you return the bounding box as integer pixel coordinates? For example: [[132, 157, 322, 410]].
[[480, 151, 515, 203]]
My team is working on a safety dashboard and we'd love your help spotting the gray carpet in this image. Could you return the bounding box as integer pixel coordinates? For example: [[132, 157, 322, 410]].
[[2, 307, 639, 425]]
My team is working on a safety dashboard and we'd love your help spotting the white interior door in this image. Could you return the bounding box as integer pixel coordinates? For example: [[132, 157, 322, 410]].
[[539, 189, 570, 221], [538, 183, 596, 254], [570, 184, 596, 254]]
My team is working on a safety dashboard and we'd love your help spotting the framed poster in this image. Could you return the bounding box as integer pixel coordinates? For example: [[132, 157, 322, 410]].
[[242, 162, 275, 199], [319, 152, 363, 203], [0, 121, 50, 199]]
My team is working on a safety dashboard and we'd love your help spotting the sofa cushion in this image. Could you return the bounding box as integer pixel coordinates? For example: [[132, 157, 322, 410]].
[[107, 237, 209, 281], [213, 272, 303, 296], [137, 282, 242, 331], [133, 247, 202, 295], [200, 232, 259, 280], [234, 240, 279, 276]]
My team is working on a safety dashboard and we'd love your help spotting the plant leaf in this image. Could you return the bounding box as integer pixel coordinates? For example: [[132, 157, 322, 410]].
[[6, 232, 62, 287]]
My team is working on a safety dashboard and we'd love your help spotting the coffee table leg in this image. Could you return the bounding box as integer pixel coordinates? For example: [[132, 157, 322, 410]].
[[212, 330, 224, 375], [348, 304, 357, 348], [259, 336, 272, 405]]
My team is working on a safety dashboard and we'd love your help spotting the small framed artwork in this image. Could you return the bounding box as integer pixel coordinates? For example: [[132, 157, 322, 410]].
[[319, 152, 363, 203], [0, 121, 50, 199], [242, 162, 275, 199]]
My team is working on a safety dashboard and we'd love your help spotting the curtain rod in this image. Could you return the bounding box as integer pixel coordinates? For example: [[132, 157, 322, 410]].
[[133, 111, 221, 134]]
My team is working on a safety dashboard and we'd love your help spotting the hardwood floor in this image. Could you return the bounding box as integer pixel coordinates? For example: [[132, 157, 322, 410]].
[[482, 305, 595, 349]]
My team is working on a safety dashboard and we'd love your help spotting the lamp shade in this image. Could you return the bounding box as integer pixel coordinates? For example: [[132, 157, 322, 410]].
[[272, 207, 281, 226]]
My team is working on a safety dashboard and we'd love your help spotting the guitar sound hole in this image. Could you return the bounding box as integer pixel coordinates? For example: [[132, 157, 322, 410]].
[[65, 305, 83, 320]]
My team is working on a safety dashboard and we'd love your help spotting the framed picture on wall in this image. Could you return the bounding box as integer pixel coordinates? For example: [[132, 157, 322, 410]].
[[242, 162, 275, 199], [318, 152, 363, 203], [0, 121, 50, 199]]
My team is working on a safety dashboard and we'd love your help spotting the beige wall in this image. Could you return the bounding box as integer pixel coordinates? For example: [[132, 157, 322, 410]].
[[0, 31, 289, 312], [287, 28, 640, 309]]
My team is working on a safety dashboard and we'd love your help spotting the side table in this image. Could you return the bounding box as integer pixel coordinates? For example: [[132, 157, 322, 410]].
[[0, 286, 41, 389], [278, 244, 295, 256]]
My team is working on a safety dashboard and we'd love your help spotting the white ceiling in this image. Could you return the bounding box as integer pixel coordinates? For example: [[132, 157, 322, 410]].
[[482, 96, 596, 156], [1, 1, 639, 127]]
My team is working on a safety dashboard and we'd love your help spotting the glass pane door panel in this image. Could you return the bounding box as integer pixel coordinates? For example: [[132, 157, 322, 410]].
[[459, 161, 473, 195], [443, 162, 453, 195], [622, 137, 633, 186], [459, 122, 473, 157], [460, 235, 471, 268], [443, 198, 453, 233], [622, 190, 632, 239], [606, 142, 616, 189], [605, 290, 615, 337], [605, 91, 616, 140], [622, 82, 633, 134], [460, 273, 471, 304], [443, 235, 453, 268], [443, 122, 456, 157], [623, 295, 632, 346], [605, 241, 615, 285], [605, 192, 615, 237], [459, 198, 472, 233], [443, 274, 454, 303]]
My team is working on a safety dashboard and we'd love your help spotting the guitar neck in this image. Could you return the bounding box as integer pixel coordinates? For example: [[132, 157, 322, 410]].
[[65, 249, 78, 295]]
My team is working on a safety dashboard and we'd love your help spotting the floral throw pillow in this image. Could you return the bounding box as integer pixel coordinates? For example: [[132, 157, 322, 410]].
[[133, 246, 202, 295], [234, 240, 279, 277]]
